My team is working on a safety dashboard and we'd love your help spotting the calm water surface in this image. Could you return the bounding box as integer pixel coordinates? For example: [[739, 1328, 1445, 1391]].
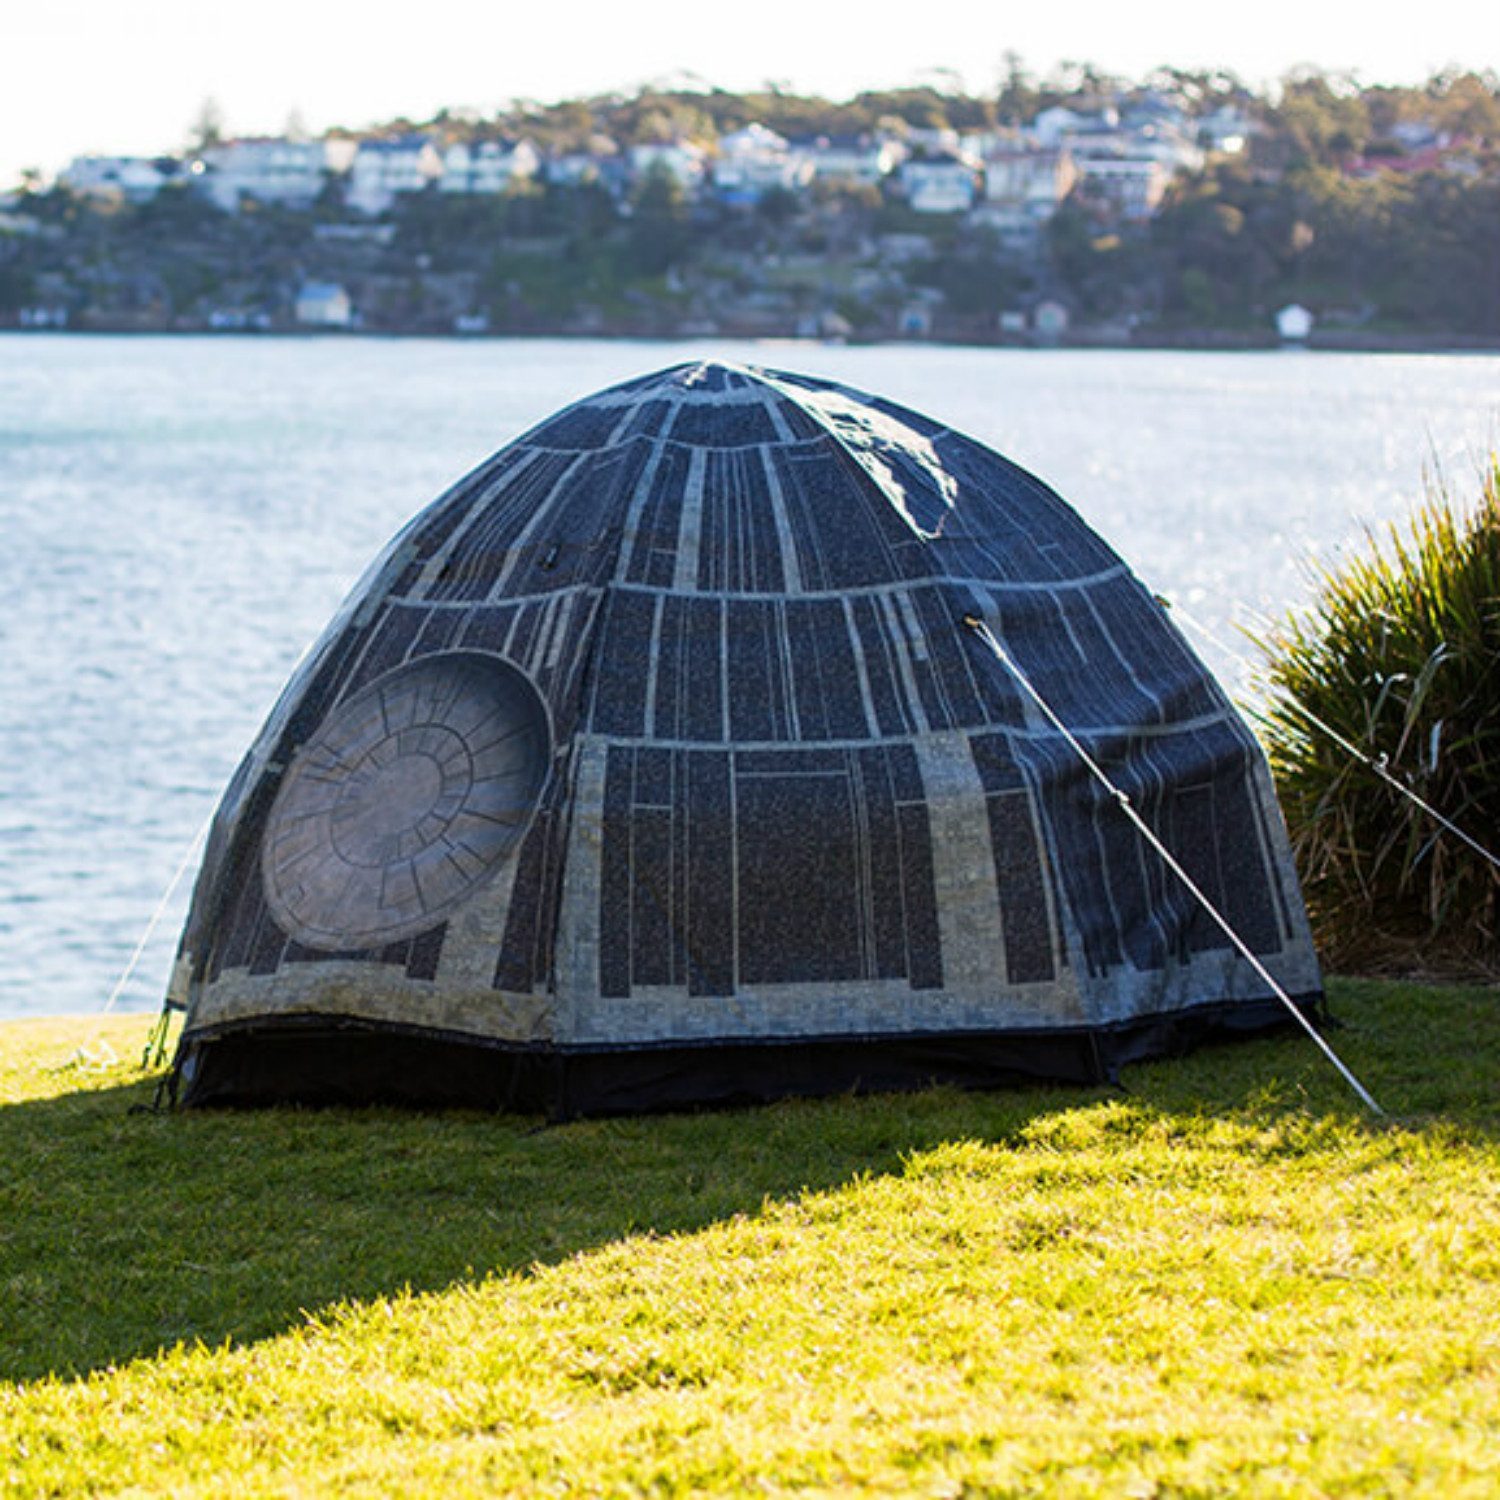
[[3, 334, 1497, 1017]]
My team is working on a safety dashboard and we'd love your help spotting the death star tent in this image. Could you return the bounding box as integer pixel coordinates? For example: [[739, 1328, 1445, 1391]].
[[166, 360, 1322, 1116]]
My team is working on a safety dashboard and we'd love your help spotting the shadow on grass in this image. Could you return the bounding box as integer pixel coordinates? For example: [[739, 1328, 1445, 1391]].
[[0, 976, 1493, 1385]]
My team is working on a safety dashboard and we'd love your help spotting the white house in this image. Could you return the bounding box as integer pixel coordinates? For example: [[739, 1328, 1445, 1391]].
[[1102, 121, 1204, 175], [1390, 119, 1445, 151], [346, 138, 443, 216], [627, 141, 707, 193], [904, 125, 961, 155], [1198, 105, 1257, 155], [898, 152, 980, 214], [59, 156, 175, 204], [1032, 105, 1118, 148], [803, 134, 905, 188], [439, 139, 541, 195], [295, 281, 353, 328], [196, 139, 347, 212], [1275, 303, 1314, 342], [712, 124, 811, 204], [982, 146, 1077, 222], [1075, 155, 1171, 220], [546, 143, 616, 187], [1121, 92, 1191, 137]]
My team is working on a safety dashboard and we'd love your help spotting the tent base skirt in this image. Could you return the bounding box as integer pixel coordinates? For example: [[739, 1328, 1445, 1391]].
[[171, 993, 1324, 1118]]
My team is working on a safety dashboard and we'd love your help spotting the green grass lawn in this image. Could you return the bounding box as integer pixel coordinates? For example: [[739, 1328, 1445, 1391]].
[[2, 978, 1496, 1496]]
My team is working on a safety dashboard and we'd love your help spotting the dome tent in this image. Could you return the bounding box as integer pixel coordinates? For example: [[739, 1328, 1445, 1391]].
[[167, 360, 1321, 1116]]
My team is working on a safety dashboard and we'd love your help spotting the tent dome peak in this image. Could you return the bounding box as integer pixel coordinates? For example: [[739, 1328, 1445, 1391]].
[[522, 358, 970, 541]]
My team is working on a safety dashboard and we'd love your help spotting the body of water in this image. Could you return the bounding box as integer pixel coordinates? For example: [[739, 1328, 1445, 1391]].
[[2, 334, 1497, 1018]]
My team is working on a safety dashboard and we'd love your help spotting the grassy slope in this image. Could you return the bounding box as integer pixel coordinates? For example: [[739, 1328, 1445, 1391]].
[[1, 979, 1496, 1497]]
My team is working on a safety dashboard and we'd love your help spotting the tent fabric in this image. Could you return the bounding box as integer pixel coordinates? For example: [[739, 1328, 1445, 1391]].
[[168, 360, 1322, 1115]]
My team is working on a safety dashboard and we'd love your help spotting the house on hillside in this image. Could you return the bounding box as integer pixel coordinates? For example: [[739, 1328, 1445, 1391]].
[[1075, 154, 1171, 221], [546, 137, 621, 190], [1390, 120, 1446, 151], [904, 125, 962, 155], [1197, 105, 1257, 155], [346, 138, 443, 215], [712, 124, 811, 205], [1112, 119, 1204, 175], [59, 156, 179, 204], [802, 134, 905, 188], [1120, 91, 1191, 137], [980, 146, 1077, 227], [439, 139, 541, 195], [196, 139, 351, 212], [1346, 142, 1479, 179], [898, 151, 981, 214], [1032, 104, 1119, 148], [627, 141, 707, 193]]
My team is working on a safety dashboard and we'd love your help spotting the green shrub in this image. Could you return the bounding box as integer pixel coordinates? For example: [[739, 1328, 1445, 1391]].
[[1256, 457, 1500, 976]]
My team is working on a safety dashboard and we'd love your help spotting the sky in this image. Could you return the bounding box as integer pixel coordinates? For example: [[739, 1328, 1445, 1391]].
[[4, 0, 1498, 189]]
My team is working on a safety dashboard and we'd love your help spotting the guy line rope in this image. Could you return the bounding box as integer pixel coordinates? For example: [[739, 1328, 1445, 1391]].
[[98, 806, 215, 1069], [1160, 595, 1500, 879], [960, 611, 1385, 1118]]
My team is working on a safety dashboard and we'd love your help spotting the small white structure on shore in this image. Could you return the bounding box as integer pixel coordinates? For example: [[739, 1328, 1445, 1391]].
[[1276, 303, 1314, 343], [295, 282, 353, 328], [1033, 299, 1070, 344]]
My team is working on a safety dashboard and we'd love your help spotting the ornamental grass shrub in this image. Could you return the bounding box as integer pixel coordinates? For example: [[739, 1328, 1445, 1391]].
[[1256, 456, 1500, 977]]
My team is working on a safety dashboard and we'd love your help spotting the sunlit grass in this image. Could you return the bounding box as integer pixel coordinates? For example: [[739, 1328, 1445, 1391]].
[[2, 979, 1497, 1495], [1255, 456, 1500, 976]]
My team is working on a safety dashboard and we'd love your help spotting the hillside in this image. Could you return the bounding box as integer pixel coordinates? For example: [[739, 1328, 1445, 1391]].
[[5, 70, 1498, 343]]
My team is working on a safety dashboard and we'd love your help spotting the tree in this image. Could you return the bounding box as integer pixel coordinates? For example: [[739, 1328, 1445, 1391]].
[[756, 185, 800, 227], [1427, 70, 1500, 140], [0, 265, 34, 313], [1264, 71, 1371, 168], [188, 97, 227, 154], [627, 163, 691, 275], [996, 52, 1039, 125]]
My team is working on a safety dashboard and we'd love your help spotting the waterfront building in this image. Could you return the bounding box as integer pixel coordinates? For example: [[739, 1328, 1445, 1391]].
[[294, 281, 354, 328]]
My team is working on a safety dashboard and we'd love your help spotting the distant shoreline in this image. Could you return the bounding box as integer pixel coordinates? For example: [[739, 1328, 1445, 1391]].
[[6, 325, 1500, 355]]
